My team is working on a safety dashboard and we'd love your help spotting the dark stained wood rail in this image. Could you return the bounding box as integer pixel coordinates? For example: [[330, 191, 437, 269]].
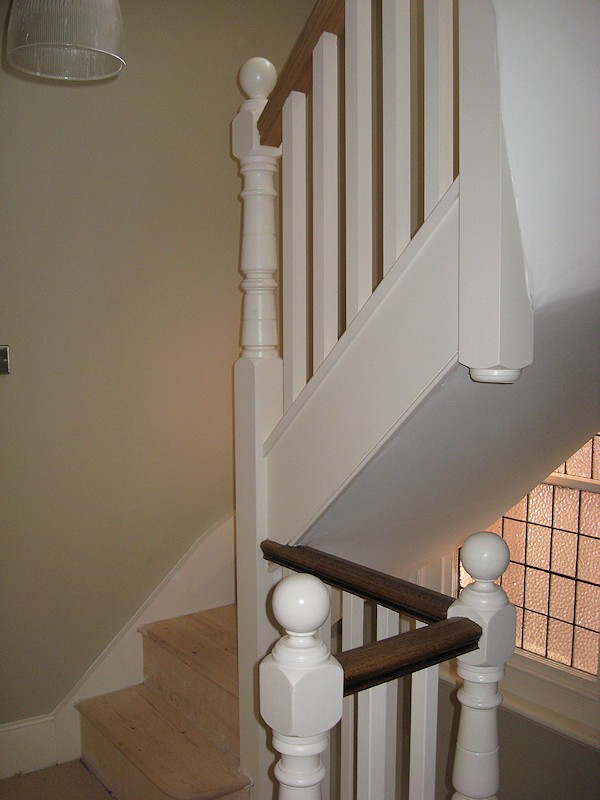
[[261, 541, 455, 624], [257, 0, 344, 147], [337, 618, 482, 695], [261, 540, 482, 695]]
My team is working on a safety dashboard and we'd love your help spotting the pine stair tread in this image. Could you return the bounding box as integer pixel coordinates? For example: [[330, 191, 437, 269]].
[[139, 605, 238, 698], [77, 684, 250, 800]]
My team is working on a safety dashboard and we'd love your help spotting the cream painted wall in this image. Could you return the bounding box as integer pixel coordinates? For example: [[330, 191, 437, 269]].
[[0, 0, 312, 724]]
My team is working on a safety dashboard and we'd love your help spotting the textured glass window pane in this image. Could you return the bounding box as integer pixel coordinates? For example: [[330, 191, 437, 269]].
[[528, 483, 553, 526], [551, 529, 578, 578], [593, 435, 600, 481], [553, 486, 579, 533], [503, 519, 526, 564], [580, 491, 600, 538], [577, 536, 600, 584], [549, 574, 575, 624], [547, 618, 573, 666], [486, 518, 502, 536], [524, 567, 549, 615], [553, 461, 566, 474], [515, 606, 523, 648], [566, 439, 593, 479], [573, 627, 599, 675], [505, 496, 527, 521], [522, 610, 547, 656], [526, 523, 551, 569], [502, 562, 525, 608], [576, 582, 600, 632]]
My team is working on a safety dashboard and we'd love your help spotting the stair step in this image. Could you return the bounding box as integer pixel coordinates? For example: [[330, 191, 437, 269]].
[[77, 684, 251, 800], [140, 606, 239, 755]]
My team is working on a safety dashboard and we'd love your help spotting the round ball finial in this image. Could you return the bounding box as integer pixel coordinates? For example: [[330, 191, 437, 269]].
[[239, 57, 277, 100], [272, 574, 330, 635], [461, 531, 510, 582]]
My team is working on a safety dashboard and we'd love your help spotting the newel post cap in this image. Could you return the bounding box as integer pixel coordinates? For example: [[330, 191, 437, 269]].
[[232, 57, 279, 159], [449, 531, 516, 667], [260, 574, 343, 737]]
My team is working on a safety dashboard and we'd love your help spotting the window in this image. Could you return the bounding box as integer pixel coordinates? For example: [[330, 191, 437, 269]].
[[459, 433, 600, 677]]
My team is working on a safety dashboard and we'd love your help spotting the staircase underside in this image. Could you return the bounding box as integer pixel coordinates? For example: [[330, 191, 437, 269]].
[[299, 292, 600, 575]]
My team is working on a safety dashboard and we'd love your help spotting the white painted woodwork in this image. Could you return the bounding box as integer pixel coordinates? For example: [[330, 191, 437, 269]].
[[448, 532, 516, 800], [382, 0, 412, 273], [282, 91, 308, 409], [232, 58, 285, 798], [379, 608, 400, 799], [260, 574, 344, 800], [458, 0, 533, 381], [265, 185, 459, 547], [233, 58, 280, 359], [409, 622, 438, 800], [423, 0, 455, 217], [312, 32, 340, 371], [345, 0, 373, 323], [340, 593, 365, 799]]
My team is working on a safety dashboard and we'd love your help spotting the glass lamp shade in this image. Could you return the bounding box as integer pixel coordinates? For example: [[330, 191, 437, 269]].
[[6, 0, 125, 81]]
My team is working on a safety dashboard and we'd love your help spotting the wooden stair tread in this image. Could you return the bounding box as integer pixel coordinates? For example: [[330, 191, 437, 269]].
[[77, 684, 250, 800], [140, 606, 238, 698]]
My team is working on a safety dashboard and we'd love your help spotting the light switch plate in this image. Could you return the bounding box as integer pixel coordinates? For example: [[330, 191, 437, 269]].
[[0, 346, 10, 374]]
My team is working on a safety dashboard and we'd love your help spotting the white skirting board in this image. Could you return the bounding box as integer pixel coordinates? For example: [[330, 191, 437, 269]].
[[0, 514, 236, 779]]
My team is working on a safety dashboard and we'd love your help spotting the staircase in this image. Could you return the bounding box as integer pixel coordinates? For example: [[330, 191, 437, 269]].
[[76, 605, 251, 800]]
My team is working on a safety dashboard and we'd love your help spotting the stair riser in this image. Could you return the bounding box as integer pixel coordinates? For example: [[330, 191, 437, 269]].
[[143, 637, 239, 758]]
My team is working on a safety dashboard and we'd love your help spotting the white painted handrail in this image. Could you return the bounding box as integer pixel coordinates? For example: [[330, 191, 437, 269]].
[[448, 531, 516, 800], [260, 573, 344, 799]]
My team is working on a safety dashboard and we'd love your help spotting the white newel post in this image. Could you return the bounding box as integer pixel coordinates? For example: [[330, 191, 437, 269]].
[[260, 573, 344, 799], [232, 58, 284, 796], [448, 531, 516, 800], [233, 57, 280, 359]]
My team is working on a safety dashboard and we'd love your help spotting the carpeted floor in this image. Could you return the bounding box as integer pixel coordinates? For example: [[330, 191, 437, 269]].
[[0, 760, 112, 799]]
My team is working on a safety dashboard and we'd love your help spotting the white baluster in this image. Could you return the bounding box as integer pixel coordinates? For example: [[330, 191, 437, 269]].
[[260, 573, 344, 799], [232, 57, 280, 358], [448, 531, 516, 800]]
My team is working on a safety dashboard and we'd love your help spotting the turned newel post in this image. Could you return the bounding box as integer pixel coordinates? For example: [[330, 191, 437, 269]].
[[232, 57, 280, 358], [260, 573, 344, 799], [448, 531, 516, 800]]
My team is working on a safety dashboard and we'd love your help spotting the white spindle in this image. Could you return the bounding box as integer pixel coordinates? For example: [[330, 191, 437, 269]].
[[340, 592, 364, 798], [233, 58, 281, 358], [423, 0, 455, 217], [282, 91, 308, 409], [260, 573, 344, 800], [382, 0, 412, 273], [448, 531, 516, 800], [345, 0, 373, 323], [409, 623, 439, 800], [312, 32, 339, 371], [379, 607, 400, 799]]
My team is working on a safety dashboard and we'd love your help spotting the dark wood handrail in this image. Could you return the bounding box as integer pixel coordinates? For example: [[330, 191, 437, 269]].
[[261, 541, 455, 624], [337, 618, 482, 695], [261, 540, 482, 694], [257, 0, 344, 147]]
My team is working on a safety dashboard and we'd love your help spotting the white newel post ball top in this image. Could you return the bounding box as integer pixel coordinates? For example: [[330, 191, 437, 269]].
[[272, 572, 331, 636], [460, 530, 510, 582], [260, 573, 343, 799], [239, 56, 277, 100]]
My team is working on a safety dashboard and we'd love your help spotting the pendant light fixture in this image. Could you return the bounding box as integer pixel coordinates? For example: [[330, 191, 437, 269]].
[[6, 0, 126, 81]]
